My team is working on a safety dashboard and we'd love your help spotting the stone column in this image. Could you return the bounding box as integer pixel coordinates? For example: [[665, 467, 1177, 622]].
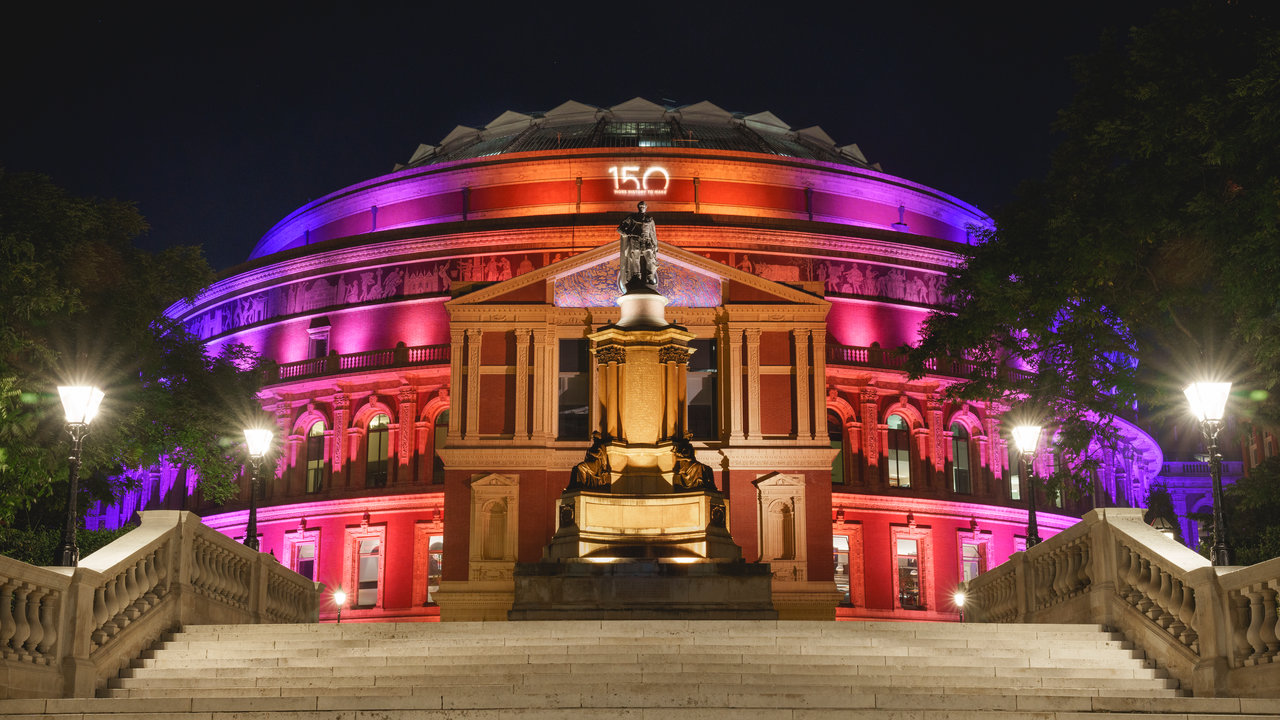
[[793, 329, 811, 440], [811, 328, 827, 442], [274, 402, 295, 495], [333, 393, 349, 488], [514, 329, 530, 440], [465, 329, 482, 438], [728, 328, 745, 442], [861, 388, 879, 479], [598, 345, 624, 439], [927, 395, 945, 478], [744, 328, 761, 441], [397, 385, 416, 483]]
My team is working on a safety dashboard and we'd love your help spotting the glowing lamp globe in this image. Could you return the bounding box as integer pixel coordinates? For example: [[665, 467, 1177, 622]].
[[1011, 425, 1042, 455], [58, 386, 105, 425], [333, 589, 347, 606], [1184, 382, 1231, 423], [244, 428, 274, 459]]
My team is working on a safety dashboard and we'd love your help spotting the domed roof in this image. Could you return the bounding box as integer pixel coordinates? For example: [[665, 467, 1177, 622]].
[[398, 98, 878, 171]]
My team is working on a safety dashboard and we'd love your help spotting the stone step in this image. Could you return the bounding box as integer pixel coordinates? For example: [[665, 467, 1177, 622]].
[[6, 692, 1276, 716]]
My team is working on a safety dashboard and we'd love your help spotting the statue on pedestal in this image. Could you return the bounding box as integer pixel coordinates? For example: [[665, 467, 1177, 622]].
[[618, 201, 658, 291], [673, 434, 717, 492], [567, 431, 611, 491]]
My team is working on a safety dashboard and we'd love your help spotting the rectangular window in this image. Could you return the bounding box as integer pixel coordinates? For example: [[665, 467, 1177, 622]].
[[833, 535, 850, 605], [960, 541, 983, 583], [427, 534, 443, 604], [1008, 446, 1021, 501], [557, 339, 589, 440], [357, 538, 380, 607], [295, 542, 315, 581], [896, 538, 922, 609], [306, 427, 325, 494], [687, 339, 718, 440]]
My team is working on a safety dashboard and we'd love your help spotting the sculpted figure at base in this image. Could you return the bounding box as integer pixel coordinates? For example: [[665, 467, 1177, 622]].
[[618, 201, 658, 291], [673, 434, 717, 492], [567, 431, 612, 491]]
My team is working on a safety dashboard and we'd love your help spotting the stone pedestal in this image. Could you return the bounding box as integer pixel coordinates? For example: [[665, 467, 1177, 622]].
[[545, 490, 740, 561], [508, 559, 777, 620], [511, 283, 775, 620]]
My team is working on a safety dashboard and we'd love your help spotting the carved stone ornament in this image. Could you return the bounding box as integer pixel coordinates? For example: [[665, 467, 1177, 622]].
[[567, 431, 612, 491], [658, 345, 690, 364], [559, 503, 576, 528], [596, 346, 626, 365], [709, 502, 727, 528]]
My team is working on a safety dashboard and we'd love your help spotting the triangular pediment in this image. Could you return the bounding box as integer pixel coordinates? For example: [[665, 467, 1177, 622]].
[[445, 240, 829, 311]]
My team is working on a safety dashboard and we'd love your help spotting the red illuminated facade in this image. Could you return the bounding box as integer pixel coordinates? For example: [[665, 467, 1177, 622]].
[[88, 99, 1165, 621]]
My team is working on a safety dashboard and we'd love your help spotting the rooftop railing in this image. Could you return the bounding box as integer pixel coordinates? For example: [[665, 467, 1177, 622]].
[[826, 343, 1033, 383]]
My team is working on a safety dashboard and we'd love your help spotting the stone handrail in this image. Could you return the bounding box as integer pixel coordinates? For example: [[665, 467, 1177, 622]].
[[964, 507, 1280, 697], [0, 510, 319, 699]]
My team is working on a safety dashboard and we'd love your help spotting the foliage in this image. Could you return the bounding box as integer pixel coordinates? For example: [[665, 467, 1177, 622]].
[[1222, 457, 1280, 564], [909, 1, 1280, 489], [0, 524, 137, 566], [0, 170, 268, 527]]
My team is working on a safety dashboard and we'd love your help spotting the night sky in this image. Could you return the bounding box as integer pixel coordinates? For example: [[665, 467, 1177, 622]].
[[2, 3, 1169, 272]]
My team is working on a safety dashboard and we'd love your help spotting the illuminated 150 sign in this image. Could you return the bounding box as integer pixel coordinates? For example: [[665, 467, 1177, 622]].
[[608, 165, 670, 197]]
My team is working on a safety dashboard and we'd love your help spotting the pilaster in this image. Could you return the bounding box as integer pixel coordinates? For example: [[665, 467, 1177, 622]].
[[810, 328, 827, 440], [728, 328, 745, 442], [448, 328, 465, 440], [793, 329, 811, 440], [397, 385, 416, 482], [744, 328, 762, 441], [514, 329, 530, 439], [333, 393, 349, 488], [465, 328, 482, 438]]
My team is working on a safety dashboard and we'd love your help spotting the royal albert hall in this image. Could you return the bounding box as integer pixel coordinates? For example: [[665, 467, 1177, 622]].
[[88, 98, 1165, 621]]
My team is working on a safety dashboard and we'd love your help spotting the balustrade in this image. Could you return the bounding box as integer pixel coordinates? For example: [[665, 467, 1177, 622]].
[[1, 510, 319, 699], [964, 507, 1280, 697]]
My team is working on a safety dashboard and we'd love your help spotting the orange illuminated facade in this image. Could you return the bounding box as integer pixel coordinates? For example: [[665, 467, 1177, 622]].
[[88, 99, 1166, 621]]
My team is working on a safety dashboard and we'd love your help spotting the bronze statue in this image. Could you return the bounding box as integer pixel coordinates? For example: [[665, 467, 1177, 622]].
[[672, 434, 716, 491], [567, 431, 612, 491], [618, 201, 658, 291]]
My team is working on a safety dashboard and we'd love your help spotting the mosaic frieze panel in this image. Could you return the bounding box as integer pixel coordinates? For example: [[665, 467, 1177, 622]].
[[553, 258, 721, 308], [184, 253, 553, 340], [182, 248, 948, 341], [702, 252, 949, 306]]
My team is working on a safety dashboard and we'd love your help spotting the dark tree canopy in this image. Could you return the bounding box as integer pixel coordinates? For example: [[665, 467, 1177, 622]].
[[0, 170, 267, 527], [911, 1, 1280, 484]]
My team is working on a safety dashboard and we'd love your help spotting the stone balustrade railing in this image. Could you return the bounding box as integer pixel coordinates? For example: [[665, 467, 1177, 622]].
[[965, 507, 1280, 698], [0, 510, 319, 699]]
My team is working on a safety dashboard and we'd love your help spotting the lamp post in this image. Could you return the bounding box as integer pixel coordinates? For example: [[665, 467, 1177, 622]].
[[242, 428, 274, 552], [1012, 424, 1043, 548], [1185, 381, 1233, 566], [56, 386, 105, 567], [332, 588, 347, 624]]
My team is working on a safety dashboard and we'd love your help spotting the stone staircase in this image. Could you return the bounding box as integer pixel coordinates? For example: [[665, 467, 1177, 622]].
[[2, 620, 1278, 719]]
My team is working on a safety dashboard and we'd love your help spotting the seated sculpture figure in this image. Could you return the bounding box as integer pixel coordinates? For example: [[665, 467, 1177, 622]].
[[567, 431, 611, 491], [672, 434, 717, 492]]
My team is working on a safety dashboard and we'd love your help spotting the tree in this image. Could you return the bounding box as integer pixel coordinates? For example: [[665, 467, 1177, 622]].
[[909, 1, 1280, 487], [0, 170, 267, 529]]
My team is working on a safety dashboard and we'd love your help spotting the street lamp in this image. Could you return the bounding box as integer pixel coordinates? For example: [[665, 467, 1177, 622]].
[[1012, 424, 1043, 548], [953, 589, 967, 623], [56, 385, 105, 567], [1184, 381, 1233, 566], [332, 588, 347, 624], [242, 428, 274, 552]]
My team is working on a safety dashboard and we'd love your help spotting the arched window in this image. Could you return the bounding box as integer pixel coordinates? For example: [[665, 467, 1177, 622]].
[[887, 414, 911, 488], [366, 413, 390, 488], [432, 410, 449, 484], [951, 423, 971, 494], [829, 411, 845, 485], [306, 421, 326, 494]]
